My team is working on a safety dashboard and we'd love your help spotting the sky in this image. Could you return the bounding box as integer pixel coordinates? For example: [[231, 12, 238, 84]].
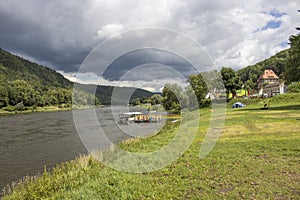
[[0, 0, 299, 92]]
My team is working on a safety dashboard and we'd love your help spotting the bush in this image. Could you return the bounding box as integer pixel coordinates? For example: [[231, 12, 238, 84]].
[[199, 99, 211, 108], [288, 82, 300, 93], [15, 102, 24, 111], [3, 105, 15, 112]]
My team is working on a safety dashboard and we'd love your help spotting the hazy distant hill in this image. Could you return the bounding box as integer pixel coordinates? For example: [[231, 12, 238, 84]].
[[0, 48, 153, 107], [77, 84, 153, 105]]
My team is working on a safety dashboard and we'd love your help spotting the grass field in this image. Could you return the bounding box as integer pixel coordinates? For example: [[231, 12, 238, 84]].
[[2, 93, 300, 199]]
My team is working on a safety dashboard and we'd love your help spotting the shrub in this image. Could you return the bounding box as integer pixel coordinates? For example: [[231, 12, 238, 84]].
[[3, 105, 15, 112], [15, 102, 24, 111], [200, 99, 211, 108], [288, 82, 300, 93]]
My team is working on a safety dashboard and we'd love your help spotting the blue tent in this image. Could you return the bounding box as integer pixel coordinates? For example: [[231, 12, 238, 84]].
[[232, 102, 245, 108]]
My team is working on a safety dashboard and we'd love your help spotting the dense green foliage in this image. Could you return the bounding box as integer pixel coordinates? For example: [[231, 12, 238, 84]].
[[162, 83, 187, 113], [3, 94, 300, 199], [161, 73, 212, 113], [221, 67, 242, 97], [0, 85, 8, 107], [285, 32, 300, 83], [130, 94, 164, 106], [187, 74, 208, 107], [0, 49, 72, 88], [285, 10, 300, 83], [0, 48, 76, 110], [288, 82, 300, 93], [77, 84, 153, 105]]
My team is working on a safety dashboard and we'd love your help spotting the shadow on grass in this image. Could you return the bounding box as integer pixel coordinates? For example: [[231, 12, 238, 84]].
[[239, 104, 300, 111]]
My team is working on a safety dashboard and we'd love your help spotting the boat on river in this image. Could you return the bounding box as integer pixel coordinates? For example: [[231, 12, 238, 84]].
[[118, 111, 163, 124]]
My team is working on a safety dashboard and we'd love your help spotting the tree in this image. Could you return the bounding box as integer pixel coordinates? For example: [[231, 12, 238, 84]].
[[286, 35, 300, 83], [0, 86, 9, 108], [162, 83, 187, 113], [149, 94, 163, 105], [185, 85, 198, 110], [73, 88, 99, 106], [288, 82, 300, 93], [285, 10, 300, 83], [187, 74, 208, 106], [131, 98, 141, 106], [244, 79, 256, 95], [8, 80, 35, 106], [200, 70, 224, 91], [221, 67, 242, 98]]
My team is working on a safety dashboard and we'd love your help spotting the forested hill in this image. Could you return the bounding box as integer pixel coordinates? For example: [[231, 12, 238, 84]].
[[77, 84, 153, 105], [0, 48, 72, 88], [0, 48, 153, 110], [237, 49, 289, 83]]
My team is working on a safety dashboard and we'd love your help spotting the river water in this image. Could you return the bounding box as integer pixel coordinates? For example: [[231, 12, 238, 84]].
[[0, 107, 164, 191]]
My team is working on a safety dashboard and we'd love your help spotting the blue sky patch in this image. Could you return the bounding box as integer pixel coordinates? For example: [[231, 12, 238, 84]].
[[280, 41, 288, 47], [262, 20, 282, 30], [269, 9, 287, 18], [261, 9, 287, 18]]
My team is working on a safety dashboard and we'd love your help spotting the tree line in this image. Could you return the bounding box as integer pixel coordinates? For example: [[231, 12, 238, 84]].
[[285, 10, 300, 83], [0, 77, 99, 111], [160, 70, 226, 114]]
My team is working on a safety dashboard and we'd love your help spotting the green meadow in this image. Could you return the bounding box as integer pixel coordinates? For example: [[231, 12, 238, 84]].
[[3, 93, 300, 199]]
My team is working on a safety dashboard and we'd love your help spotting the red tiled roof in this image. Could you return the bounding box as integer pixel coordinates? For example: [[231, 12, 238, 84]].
[[258, 70, 279, 81]]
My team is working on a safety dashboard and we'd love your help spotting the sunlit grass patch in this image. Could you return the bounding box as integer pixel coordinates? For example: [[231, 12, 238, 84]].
[[220, 122, 300, 142], [260, 112, 300, 119]]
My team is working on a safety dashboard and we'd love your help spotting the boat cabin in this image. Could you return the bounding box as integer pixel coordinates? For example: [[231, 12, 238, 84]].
[[118, 112, 142, 124], [118, 111, 163, 124]]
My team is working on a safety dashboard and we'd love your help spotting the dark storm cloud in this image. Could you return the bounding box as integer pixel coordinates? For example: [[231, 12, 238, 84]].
[[103, 49, 197, 81], [0, 0, 298, 86], [0, 0, 95, 72]]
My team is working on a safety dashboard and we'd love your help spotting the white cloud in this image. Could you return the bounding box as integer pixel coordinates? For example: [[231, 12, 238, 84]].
[[97, 24, 124, 39]]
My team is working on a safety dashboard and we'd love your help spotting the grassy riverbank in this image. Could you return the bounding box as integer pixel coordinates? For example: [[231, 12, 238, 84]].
[[0, 105, 104, 115], [2, 94, 300, 199], [0, 105, 71, 115]]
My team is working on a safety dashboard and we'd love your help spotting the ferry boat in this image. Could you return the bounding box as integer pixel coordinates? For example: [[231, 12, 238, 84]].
[[118, 111, 163, 124], [118, 112, 142, 124]]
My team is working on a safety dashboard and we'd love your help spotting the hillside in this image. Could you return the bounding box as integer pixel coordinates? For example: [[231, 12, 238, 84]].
[[78, 84, 153, 105], [0, 48, 153, 110], [0, 48, 72, 89], [237, 49, 289, 83]]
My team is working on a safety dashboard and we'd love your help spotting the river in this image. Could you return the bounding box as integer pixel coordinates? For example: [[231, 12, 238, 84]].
[[0, 107, 164, 191]]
